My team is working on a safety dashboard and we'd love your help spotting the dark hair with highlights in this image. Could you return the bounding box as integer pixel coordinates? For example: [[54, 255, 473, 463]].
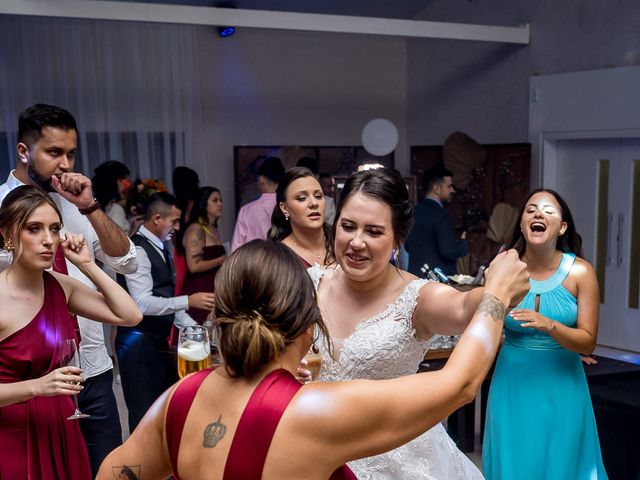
[[505, 188, 584, 258], [332, 168, 413, 255], [214, 239, 330, 378], [0, 185, 63, 263]]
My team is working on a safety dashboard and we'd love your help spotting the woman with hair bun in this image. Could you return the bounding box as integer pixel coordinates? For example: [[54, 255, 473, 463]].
[[309, 168, 488, 479], [98, 239, 528, 480]]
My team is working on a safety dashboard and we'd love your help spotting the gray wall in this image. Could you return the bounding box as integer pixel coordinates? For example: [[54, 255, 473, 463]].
[[407, 0, 640, 154], [0, 17, 407, 242], [195, 27, 407, 240]]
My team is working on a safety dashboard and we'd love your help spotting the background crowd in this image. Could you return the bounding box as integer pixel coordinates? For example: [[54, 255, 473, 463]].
[[0, 103, 607, 480]]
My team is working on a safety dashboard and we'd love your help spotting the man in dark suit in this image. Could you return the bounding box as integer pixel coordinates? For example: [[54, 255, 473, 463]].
[[405, 166, 467, 276]]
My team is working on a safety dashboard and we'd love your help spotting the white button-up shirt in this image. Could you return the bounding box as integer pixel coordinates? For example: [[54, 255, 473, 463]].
[[123, 225, 195, 328], [0, 171, 138, 378]]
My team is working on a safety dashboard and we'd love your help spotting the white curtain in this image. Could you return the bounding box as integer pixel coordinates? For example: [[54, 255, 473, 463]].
[[0, 14, 204, 187]]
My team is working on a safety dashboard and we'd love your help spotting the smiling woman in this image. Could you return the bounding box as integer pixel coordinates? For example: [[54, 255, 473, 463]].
[[310, 168, 489, 479], [483, 189, 607, 479]]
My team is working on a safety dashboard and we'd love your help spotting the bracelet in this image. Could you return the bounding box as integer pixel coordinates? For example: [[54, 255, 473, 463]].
[[549, 319, 556, 331], [78, 198, 101, 215]]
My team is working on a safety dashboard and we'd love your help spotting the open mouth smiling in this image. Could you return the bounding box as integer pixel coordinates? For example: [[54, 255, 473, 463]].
[[530, 222, 546, 233]]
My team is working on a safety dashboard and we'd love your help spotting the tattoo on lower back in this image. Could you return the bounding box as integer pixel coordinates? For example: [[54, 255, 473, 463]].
[[478, 294, 507, 322], [203, 414, 227, 448], [112, 464, 140, 479]]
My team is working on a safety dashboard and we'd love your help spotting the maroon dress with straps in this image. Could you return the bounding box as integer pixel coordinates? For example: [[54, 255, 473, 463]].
[[0, 271, 91, 479], [166, 369, 356, 480]]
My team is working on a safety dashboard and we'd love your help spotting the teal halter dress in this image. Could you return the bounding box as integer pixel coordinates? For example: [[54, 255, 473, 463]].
[[483, 253, 608, 479]]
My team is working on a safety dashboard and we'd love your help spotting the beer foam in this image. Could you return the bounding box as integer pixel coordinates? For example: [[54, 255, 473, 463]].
[[178, 341, 211, 362]]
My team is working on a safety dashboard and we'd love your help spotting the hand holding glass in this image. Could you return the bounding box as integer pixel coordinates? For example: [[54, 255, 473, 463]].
[[57, 338, 90, 420], [303, 346, 323, 382], [178, 325, 211, 378]]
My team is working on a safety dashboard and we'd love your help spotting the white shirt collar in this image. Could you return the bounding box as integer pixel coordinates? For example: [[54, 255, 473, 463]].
[[6, 170, 24, 189], [138, 225, 165, 251]]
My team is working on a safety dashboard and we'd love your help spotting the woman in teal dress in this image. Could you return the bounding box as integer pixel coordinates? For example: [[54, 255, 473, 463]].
[[483, 189, 608, 479]]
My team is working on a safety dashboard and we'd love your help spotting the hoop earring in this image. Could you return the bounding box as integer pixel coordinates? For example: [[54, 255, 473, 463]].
[[3, 239, 14, 251]]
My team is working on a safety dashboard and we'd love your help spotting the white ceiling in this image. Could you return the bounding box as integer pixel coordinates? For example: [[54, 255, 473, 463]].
[[83, 0, 438, 19]]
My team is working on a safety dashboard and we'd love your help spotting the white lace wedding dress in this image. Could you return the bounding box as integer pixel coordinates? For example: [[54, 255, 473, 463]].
[[309, 266, 484, 480]]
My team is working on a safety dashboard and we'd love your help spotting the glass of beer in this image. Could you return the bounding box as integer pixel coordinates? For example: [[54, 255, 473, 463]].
[[177, 325, 211, 378]]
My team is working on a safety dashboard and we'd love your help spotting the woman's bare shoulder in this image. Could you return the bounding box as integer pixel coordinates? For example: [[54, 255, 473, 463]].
[[571, 256, 596, 280]]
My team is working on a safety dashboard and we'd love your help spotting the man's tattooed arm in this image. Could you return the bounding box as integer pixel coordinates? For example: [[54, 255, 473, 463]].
[[477, 293, 507, 322], [203, 414, 227, 448]]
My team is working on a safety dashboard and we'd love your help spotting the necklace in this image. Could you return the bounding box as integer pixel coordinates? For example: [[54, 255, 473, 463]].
[[289, 235, 325, 264]]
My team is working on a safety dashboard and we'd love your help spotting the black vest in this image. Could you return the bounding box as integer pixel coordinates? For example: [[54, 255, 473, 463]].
[[117, 233, 176, 343]]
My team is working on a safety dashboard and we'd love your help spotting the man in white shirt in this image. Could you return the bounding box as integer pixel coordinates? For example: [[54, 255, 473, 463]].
[[0, 103, 138, 476], [116, 192, 214, 432]]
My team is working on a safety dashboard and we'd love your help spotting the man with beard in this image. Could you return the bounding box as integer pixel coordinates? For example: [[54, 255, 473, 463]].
[[405, 165, 467, 276], [115, 192, 213, 432], [0, 103, 138, 476]]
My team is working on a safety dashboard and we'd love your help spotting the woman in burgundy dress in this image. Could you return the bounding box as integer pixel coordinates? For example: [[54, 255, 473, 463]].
[[0, 186, 142, 479], [181, 186, 226, 324], [98, 239, 528, 480], [268, 167, 334, 268]]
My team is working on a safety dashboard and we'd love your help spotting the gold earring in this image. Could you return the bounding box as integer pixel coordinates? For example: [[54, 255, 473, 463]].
[[3, 239, 14, 251]]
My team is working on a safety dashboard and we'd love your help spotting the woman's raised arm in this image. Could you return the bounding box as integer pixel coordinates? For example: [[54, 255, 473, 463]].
[[290, 250, 528, 470]]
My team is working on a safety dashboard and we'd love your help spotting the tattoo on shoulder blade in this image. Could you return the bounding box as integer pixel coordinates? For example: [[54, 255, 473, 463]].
[[203, 414, 227, 448], [112, 464, 140, 480], [477, 294, 507, 322]]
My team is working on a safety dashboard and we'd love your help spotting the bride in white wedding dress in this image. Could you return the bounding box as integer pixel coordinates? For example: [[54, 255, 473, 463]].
[[309, 169, 485, 480]]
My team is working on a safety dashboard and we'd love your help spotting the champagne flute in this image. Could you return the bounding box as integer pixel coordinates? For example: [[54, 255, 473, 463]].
[[177, 325, 211, 378], [58, 338, 90, 420]]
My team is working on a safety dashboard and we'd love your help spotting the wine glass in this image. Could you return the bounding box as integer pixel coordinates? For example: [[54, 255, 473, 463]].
[[58, 338, 90, 420], [177, 325, 211, 378]]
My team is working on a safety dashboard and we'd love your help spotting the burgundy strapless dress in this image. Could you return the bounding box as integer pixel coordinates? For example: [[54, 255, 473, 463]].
[[0, 271, 91, 479]]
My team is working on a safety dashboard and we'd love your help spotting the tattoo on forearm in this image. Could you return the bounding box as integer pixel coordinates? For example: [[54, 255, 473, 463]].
[[477, 294, 507, 322], [203, 414, 227, 448], [112, 464, 140, 479]]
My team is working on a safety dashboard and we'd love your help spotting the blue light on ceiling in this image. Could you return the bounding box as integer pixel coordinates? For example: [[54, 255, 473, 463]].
[[218, 26, 235, 38]]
